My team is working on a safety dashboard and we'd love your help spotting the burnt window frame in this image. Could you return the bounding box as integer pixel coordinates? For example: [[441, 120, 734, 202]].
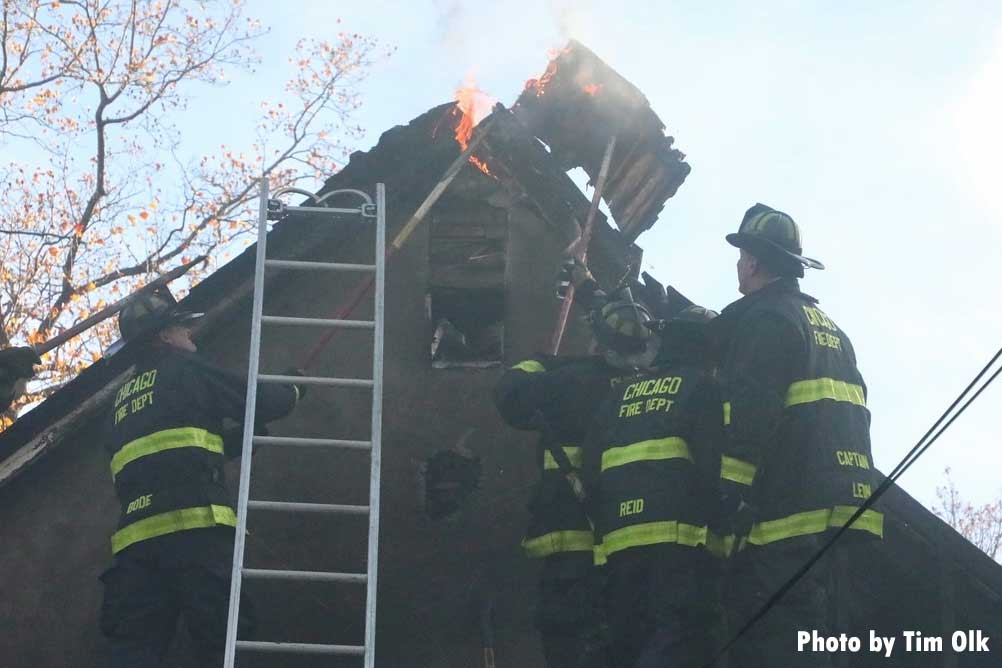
[[426, 198, 508, 369]]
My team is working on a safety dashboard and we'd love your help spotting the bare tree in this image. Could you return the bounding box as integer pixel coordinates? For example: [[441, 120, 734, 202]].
[[934, 467, 1002, 561], [0, 0, 386, 420]]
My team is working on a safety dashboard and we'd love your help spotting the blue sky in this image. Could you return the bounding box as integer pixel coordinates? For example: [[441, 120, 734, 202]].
[[169, 1, 1002, 510]]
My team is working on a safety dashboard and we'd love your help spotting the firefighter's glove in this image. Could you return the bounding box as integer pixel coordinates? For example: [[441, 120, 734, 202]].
[[222, 423, 270, 458], [664, 285, 696, 320], [556, 257, 596, 300], [629, 272, 670, 320], [0, 347, 41, 380], [283, 366, 308, 401]]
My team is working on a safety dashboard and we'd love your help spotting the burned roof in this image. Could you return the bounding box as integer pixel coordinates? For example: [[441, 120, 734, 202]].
[[514, 40, 691, 241], [0, 96, 643, 483]]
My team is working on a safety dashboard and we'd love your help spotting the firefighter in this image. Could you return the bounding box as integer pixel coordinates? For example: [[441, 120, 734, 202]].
[[99, 287, 303, 667], [0, 346, 41, 412], [587, 305, 728, 668], [493, 273, 656, 668], [712, 204, 882, 668]]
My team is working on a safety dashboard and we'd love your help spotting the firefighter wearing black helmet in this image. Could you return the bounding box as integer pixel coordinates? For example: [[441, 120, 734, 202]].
[[493, 272, 656, 668], [585, 305, 728, 668], [712, 204, 881, 668], [99, 287, 304, 667]]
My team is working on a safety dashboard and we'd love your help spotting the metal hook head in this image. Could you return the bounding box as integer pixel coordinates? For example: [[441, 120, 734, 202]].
[[266, 199, 286, 221], [362, 203, 377, 218]]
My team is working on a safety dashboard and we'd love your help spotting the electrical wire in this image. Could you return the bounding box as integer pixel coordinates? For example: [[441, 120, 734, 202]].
[[703, 344, 1002, 667]]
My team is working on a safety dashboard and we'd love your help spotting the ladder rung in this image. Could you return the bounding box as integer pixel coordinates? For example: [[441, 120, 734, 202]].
[[259, 374, 374, 388], [248, 500, 370, 515], [282, 204, 369, 216], [243, 568, 367, 584], [236, 640, 365, 655], [261, 315, 375, 329], [265, 259, 375, 272], [253, 435, 372, 450]]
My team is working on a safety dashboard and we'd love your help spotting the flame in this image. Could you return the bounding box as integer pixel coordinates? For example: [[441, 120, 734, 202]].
[[469, 155, 492, 176], [524, 45, 573, 97], [452, 76, 496, 178], [583, 83, 601, 96], [453, 76, 495, 150], [524, 61, 558, 97]]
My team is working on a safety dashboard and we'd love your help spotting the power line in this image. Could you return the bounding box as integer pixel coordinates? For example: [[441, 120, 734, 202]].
[[704, 343, 1002, 667]]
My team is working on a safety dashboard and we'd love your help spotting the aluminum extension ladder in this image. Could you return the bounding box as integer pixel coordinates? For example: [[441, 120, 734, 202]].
[[223, 178, 386, 667]]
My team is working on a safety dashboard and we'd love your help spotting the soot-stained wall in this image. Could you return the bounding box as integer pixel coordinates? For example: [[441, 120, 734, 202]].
[[0, 162, 594, 667]]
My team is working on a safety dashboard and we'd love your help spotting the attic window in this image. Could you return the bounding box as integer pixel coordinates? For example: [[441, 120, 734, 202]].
[[427, 202, 507, 368]]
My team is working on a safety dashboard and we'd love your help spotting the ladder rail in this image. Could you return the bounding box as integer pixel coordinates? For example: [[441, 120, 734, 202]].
[[224, 177, 270, 668], [364, 182, 386, 668], [223, 179, 385, 666]]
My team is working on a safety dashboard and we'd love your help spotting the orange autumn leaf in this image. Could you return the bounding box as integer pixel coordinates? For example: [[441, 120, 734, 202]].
[[0, 15, 379, 418]]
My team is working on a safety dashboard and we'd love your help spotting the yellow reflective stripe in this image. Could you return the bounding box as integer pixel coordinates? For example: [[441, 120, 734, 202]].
[[593, 543, 607, 566], [111, 427, 224, 479], [543, 446, 582, 470], [722, 401, 731, 426], [721, 456, 757, 486], [111, 504, 236, 554], [747, 506, 884, 546], [785, 378, 866, 408], [511, 360, 546, 373], [600, 521, 728, 557], [601, 437, 690, 472], [522, 530, 594, 558]]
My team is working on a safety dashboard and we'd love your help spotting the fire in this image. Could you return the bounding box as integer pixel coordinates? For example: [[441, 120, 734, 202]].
[[469, 155, 492, 176], [453, 76, 495, 150], [524, 61, 558, 98], [583, 83, 601, 96], [524, 44, 573, 97], [452, 76, 496, 177]]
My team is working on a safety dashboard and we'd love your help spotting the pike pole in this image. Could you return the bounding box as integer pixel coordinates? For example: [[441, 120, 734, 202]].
[[298, 112, 501, 370], [548, 134, 617, 355], [33, 255, 207, 356]]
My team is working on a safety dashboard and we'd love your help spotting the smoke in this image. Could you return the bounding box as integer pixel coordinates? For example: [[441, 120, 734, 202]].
[[429, 0, 601, 92], [546, 0, 600, 41], [431, 1, 470, 59]]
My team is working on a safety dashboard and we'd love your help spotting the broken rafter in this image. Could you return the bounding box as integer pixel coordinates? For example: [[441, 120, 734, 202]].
[[514, 40, 690, 240]]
